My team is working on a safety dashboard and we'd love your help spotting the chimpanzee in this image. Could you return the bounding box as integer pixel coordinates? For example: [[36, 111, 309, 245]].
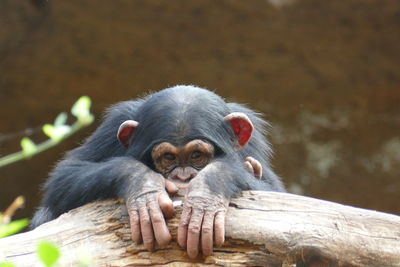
[[31, 85, 284, 258]]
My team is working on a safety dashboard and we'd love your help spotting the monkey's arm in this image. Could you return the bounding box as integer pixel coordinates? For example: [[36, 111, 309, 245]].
[[38, 157, 145, 217], [31, 157, 174, 249]]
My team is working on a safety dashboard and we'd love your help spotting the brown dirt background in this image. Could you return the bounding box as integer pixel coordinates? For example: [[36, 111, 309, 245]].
[[0, 0, 399, 219]]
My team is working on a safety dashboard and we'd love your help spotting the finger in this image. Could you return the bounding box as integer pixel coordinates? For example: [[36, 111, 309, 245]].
[[201, 211, 215, 256], [252, 159, 262, 178], [214, 210, 226, 247], [158, 192, 175, 218], [246, 156, 262, 178], [127, 203, 141, 243], [148, 196, 171, 247], [177, 206, 192, 248], [244, 161, 254, 174], [187, 208, 204, 259], [138, 200, 155, 250], [165, 179, 179, 195]]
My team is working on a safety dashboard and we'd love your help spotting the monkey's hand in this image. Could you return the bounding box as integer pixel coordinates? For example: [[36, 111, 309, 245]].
[[126, 172, 174, 250], [177, 183, 229, 259], [244, 156, 262, 178]]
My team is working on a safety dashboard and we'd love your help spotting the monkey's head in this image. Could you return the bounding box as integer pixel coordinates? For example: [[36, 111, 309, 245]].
[[116, 111, 253, 188], [116, 87, 255, 188]]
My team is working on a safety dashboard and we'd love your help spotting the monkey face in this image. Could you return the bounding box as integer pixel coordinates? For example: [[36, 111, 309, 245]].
[[151, 140, 214, 188]]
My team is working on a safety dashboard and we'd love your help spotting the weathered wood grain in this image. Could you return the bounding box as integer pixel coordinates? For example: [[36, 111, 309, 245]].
[[0, 191, 399, 267]]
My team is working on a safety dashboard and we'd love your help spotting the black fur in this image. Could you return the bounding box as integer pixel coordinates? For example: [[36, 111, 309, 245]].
[[31, 85, 284, 228]]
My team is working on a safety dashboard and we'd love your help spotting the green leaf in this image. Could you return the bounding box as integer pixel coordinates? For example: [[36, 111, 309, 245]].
[[80, 113, 94, 125], [43, 124, 71, 141], [20, 138, 37, 157], [54, 125, 71, 138], [54, 112, 68, 127], [37, 241, 60, 267], [0, 218, 29, 238], [42, 124, 56, 139], [71, 96, 92, 121], [0, 261, 16, 267]]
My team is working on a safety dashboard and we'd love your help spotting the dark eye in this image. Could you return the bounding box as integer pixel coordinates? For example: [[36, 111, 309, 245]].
[[163, 153, 176, 161], [191, 151, 203, 159]]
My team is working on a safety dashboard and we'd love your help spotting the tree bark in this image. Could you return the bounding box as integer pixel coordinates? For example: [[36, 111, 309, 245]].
[[0, 191, 399, 267]]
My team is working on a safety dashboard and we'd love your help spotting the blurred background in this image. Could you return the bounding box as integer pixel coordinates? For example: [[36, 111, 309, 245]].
[[0, 0, 399, 221]]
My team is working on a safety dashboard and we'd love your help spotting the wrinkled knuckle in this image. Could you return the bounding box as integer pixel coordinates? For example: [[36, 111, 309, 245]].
[[188, 225, 201, 234], [141, 217, 151, 225], [202, 226, 213, 235], [128, 213, 139, 220], [128, 207, 138, 215], [130, 217, 139, 225], [179, 220, 189, 227], [151, 214, 164, 224], [130, 207, 139, 215]]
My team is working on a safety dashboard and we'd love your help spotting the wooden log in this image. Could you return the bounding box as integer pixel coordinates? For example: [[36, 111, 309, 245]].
[[0, 191, 399, 267]]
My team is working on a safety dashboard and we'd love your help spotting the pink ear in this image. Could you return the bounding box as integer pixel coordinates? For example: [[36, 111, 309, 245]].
[[224, 112, 253, 150], [117, 120, 139, 148]]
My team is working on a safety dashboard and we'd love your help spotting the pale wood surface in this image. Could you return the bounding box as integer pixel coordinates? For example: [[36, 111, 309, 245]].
[[0, 191, 399, 267]]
